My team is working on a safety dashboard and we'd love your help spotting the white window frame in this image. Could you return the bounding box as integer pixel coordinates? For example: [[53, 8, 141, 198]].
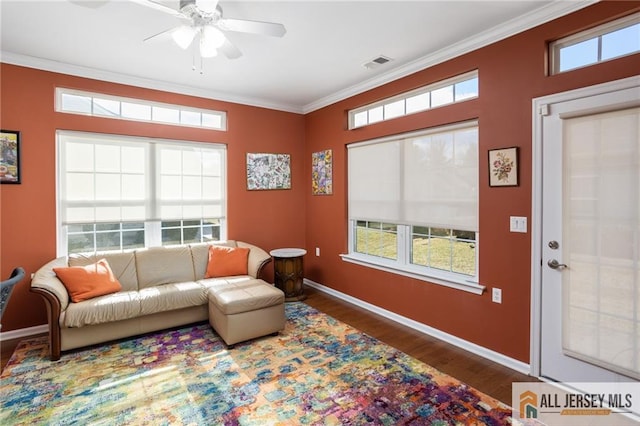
[[342, 224, 483, 295], [56, 131, 227, 257], [55, 88, 227, 131], [550, 12, 640, 74], [341, 121, 484, 295], [348, 70, 479, 130]]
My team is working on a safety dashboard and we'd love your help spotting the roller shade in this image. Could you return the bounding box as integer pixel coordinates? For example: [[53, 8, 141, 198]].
[[348, 122, 478, 231], [58, 131, 226, 225], [156, 143, 225, 220]]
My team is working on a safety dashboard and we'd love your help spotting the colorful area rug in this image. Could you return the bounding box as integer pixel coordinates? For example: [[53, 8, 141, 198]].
[[2, 303, 523, 425]]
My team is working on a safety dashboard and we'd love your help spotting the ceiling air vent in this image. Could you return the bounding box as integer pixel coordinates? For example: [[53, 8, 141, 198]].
[[363, 55, 393, 70]]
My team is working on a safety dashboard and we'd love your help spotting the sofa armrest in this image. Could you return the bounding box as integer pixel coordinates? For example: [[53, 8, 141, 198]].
[[237, 241, 272, 279], [31, 257, 69, 361], [31, 257, 70, 312], [30, 286, 63, 361]]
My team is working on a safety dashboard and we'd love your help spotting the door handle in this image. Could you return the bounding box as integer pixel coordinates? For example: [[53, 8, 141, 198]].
[[547, 259, 568, 270]]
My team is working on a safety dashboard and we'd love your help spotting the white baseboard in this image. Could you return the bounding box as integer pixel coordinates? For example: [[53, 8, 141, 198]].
[[0, 324, 48, 342], [304, 278, 531, 375]]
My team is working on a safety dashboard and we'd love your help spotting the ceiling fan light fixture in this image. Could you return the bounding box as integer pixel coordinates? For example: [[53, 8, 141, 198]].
[[142, 0, 283, 65], [199, 34, 219, 58], [202, 25, 226, 49], [172, 25, 197, 49], [199, 25, 225, 58]]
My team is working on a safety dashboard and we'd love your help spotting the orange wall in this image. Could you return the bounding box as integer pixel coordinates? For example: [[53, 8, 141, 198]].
[[0, 65, 306, 331], [303, 1, 640, 363]]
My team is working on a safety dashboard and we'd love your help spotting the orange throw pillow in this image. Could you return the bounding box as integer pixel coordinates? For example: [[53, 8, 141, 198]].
[[53, 259, 122, 303], [205, 245, 250, 278]]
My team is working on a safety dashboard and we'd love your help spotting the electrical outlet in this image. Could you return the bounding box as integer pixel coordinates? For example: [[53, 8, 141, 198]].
[[315, 247, 320, 257], [492, 288, 502, 304]]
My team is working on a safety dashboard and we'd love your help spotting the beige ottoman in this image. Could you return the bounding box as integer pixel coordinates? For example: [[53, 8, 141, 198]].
[[207, 279, 285, 348]]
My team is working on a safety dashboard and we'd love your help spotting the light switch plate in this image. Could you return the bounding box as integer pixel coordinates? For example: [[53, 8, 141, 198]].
[[510, 216, 527, 233]]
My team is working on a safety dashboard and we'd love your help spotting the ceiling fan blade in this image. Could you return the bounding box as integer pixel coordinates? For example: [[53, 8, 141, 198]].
[[143, 26, 179, 43], [219, 18, 286, 37], [219, 38, 242, 59], [128, 0, 182, 17], [68, 0, 109, 8]]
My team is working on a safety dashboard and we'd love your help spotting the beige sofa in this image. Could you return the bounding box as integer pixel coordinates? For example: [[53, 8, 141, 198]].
[[31, 241, 278, 360]]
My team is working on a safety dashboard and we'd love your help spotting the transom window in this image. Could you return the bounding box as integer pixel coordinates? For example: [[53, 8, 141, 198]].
[[550, 12, 639, 74], [348, 71, 478, 129], [57, 131, 226, 256], [56, 88, 227, 130], [343, 121, 482, 294]]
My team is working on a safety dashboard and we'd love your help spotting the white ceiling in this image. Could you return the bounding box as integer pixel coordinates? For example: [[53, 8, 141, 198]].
[[0, 0, 592, 113]]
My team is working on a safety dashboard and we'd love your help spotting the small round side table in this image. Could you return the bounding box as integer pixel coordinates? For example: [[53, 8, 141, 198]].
[[270, 248, 307, 302]]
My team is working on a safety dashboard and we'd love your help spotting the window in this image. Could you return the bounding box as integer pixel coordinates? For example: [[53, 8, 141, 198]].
[[57, 131, 226, 256], [348, 71, 478, 129], [67, 222, 145, 254], [161, 219, 221, 245], [355, 221, 398, 260], [56, 88, 227, 130], [343, 121, 482, 294], [410, 227, 476, 276], [550, 13, 640, 74]]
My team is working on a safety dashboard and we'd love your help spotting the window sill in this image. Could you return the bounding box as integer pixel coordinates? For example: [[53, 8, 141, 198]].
[[339, 253, 486, 295]]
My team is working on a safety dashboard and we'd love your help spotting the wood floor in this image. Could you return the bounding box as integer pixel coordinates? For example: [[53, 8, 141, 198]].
[[303, 286, 538, 404], [1, 285, 537, 404]]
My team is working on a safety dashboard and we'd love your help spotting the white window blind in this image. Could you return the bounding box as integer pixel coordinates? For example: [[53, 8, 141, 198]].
[[348, 121, 478, 231], [58, 132, 149, 224], [157, 144, 225, 220], [348, 140, 401, 222], [58, 131, 226, 225]]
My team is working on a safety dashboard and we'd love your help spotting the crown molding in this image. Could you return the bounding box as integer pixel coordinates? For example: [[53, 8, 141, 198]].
[[0, 51, 304, 114], [301, 0, 597, 114]]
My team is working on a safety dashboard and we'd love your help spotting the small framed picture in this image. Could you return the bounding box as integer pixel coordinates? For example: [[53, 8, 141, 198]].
[[488, 147, 518, 187], [312, 149, 332, 195], [0, 130, 20, 184]]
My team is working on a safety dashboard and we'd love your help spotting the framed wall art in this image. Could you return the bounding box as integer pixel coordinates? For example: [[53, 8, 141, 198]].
[[488, 147, 518, 187], [0, 130, 20, 184], [246, 153, 291, 190], [312, 149, 332, 195]]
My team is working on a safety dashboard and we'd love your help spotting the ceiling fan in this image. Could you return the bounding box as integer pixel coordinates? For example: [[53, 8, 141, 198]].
[[136, 0, 287, 60]]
